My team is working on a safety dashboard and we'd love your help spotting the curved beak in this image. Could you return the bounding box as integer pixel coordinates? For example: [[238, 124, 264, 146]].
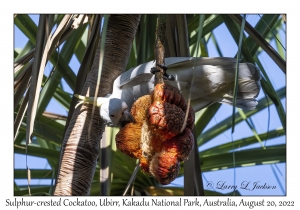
[[118, 109, 135, 127]]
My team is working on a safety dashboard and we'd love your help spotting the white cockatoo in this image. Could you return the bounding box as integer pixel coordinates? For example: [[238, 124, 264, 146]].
[[75, 57, 261, 127]]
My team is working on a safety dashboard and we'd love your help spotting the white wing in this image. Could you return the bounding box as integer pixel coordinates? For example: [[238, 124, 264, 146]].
[[110, 57, 261, 111]]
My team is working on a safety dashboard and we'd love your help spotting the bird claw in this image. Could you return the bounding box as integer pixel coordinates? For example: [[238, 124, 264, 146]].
[[75, 100, 84, 109], [151, 64, 175, 81], [74, 94, 92, 109]]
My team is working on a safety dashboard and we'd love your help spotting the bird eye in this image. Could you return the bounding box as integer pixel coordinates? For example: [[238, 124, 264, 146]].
[[110, 114, 115, 117]]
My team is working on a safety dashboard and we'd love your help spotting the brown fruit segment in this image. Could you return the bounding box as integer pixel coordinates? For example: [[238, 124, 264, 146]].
[[149, 151, 180, 185], [130, 94, 152, 124], [186, 106, 195, 130], [115, 83, 195, 185], [140, 156, 151, 175], [153, 83, 187, 111], [115, 123, 142, 159], [148, 101, 185, 140], [162, 128, 194, 161]]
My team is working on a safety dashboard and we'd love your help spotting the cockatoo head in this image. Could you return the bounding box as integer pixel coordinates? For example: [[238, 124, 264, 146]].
[[100, 98, 134, 127]]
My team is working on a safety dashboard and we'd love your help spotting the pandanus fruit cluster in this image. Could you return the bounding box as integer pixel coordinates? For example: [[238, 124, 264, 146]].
[[115, 83, 195, 185]]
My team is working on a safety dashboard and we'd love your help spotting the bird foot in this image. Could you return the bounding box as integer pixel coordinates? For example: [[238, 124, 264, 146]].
[[151, 64, 175, 81], [74, 94, 88, 109], [73, 94, 102, 109]]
